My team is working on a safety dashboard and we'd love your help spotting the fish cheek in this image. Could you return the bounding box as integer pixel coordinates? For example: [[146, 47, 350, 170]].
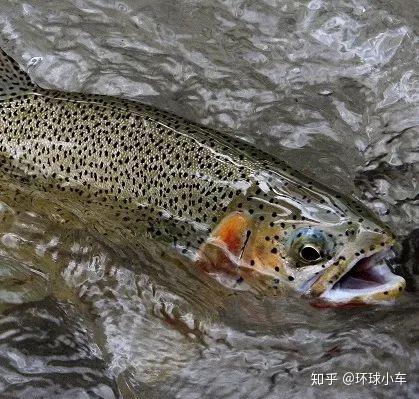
[[243, 225, 287, 278], [196, 211, 253, 275], [210, 212, 252, 255], [196, 212, 288, 291]]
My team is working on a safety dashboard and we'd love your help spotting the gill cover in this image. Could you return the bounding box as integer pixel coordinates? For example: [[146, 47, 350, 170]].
[[196, 210, 292, 294]]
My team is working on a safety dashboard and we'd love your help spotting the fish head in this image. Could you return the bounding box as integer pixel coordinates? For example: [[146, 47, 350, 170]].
[[197, 178, 406, 306], [281, 219, 406, 306]]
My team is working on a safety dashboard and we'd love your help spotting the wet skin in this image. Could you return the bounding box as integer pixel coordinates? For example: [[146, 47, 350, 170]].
[[0, 48, 405, 306]]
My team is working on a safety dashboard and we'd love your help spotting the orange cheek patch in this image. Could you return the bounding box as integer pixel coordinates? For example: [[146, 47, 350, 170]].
[[196, 212, 287, 294], [196, 212, 252, 274], [211, 212, 251, 256]]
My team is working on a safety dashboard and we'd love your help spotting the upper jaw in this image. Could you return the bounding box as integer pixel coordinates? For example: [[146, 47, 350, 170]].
[[304, 246, 406, 306]]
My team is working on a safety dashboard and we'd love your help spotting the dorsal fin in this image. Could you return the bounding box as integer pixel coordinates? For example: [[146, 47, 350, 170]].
[[0, 48, 37, 99]]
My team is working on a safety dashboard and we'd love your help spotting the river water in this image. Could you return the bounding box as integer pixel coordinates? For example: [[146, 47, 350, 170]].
[[0, 1, 418, 398]]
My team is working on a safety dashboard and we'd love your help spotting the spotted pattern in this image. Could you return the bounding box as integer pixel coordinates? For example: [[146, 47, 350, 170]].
[[0, 49, 397, 295]]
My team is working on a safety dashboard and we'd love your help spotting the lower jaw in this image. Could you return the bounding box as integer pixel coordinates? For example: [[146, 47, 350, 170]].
[[309, 262, 406, 308], [309, 291, 402, 308]]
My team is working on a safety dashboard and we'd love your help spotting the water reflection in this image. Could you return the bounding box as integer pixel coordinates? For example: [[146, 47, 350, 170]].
[[0, 0, 417, 398], [0, 298, 119, 398]]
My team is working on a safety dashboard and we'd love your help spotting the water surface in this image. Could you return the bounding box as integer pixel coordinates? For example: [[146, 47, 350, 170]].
[[0, 1, 418, 398]]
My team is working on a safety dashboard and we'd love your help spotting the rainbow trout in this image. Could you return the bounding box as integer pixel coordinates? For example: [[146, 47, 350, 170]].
[[0, 48, 405, 306]]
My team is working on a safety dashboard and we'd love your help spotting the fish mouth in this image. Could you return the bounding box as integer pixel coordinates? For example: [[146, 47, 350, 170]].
[[310, 249, 406, 306]]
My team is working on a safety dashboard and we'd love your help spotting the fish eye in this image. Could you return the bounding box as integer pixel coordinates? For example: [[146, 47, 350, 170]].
[[288, 228, 333, 266], [299, 244, 321, 262]]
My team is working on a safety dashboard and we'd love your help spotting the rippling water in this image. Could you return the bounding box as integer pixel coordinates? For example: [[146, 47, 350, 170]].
[[0, 1, 418, 398]]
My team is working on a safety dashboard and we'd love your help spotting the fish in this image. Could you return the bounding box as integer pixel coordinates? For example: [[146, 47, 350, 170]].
[[0, 47, 406, 307]]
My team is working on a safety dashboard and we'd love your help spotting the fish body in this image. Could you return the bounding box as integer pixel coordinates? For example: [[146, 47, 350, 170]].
[[0, 48, 405, 306]]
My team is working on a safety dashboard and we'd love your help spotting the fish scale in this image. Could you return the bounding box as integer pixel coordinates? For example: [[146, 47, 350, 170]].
[[0, 47, 405, 305], [0, 73, 297, 250], [1, 93, 255, 242]]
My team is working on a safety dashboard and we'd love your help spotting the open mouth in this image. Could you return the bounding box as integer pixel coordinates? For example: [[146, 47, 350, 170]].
[[318, 250, 405, 304]]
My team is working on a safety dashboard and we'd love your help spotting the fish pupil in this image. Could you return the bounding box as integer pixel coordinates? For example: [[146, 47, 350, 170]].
[[300, 245, 321, 262]]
